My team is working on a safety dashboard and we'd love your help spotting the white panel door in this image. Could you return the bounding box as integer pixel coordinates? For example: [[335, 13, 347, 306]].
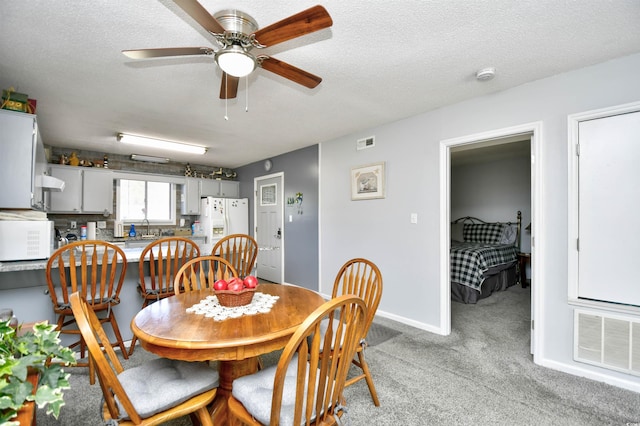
[[578, 110, 640, 305], [255, 175, 283, 283]]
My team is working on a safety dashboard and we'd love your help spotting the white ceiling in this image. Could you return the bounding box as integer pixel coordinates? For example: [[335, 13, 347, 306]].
[[1, 1, 639, 168]]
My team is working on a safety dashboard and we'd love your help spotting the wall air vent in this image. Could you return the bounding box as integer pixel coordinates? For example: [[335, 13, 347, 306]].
[[356, 136, 375, 151], [574, 309, 640, 376]]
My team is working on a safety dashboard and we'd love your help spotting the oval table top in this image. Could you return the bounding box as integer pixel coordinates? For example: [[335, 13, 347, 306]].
[[131, 283, 326, 362]]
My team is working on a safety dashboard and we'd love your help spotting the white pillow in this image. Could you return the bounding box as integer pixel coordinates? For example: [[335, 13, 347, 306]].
[[499, 224, 518, 245]]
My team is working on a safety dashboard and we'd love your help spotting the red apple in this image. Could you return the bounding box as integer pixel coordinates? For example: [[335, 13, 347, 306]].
[[213, 279, 228, 291], [228, 277, 243, 286], [227, 280, 244, 292], [243, 275, 258, 289]]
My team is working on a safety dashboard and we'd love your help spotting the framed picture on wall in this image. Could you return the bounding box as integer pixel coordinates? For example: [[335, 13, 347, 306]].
[[351, 162, 385, 200]]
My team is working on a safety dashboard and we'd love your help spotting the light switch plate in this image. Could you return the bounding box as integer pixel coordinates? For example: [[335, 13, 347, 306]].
[[410, 213, 418, 224], [97, 221, 107, 229]]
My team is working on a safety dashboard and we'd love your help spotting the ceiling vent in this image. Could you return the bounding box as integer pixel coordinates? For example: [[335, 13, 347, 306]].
[[356, 136, 375, 151]]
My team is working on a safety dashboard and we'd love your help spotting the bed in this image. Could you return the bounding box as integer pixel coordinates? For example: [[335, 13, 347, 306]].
[[450, 211, 521, 304]]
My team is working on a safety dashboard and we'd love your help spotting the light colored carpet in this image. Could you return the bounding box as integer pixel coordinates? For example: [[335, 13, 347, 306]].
[[366, 322, 402, 347], [37, 286, 640, 425]]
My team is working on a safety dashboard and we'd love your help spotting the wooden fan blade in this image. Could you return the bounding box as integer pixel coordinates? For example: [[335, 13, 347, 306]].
[[253, 5, 333, 47], [122, 47, 213, 59], [174, 0, 225, 34], [220, 73, 239, 99], [260, 57, 322, 89]]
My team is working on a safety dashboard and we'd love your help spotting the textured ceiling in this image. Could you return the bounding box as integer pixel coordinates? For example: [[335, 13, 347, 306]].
[[1, 1, 639, 168]]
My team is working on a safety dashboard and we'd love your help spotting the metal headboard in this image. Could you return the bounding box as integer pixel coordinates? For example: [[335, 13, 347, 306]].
[[452, 211, 522, 251]]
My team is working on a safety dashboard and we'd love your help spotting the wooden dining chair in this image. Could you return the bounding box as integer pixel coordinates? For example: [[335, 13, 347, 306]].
[[332, 258, 384, 406], [174, 255, 238, 294], [46, 240, 129, 383], [211, 233, 258, 278], [228, 295, 367, 426], [128, 237, 200, 356], [69, 292, 218, 425]]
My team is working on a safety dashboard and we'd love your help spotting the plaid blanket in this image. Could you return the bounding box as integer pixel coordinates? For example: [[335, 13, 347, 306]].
[[450, 241, 517, 291]]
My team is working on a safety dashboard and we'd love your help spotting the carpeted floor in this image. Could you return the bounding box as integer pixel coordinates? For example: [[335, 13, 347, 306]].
[[366, 322, 402, 347], [37, 286, 640, 425]]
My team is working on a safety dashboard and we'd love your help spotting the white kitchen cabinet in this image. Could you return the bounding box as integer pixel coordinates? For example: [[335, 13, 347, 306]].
[[200, 179, 218, 197], [200, 179, 240, 198], [182, 178, 239, 214], [82, 168, 114, 214], [48, 166, 82, 212], [48, 165, 113, 214], [181, 177, 201, 215], [219, 180, 239, 198], [0, 109, 47, 210]]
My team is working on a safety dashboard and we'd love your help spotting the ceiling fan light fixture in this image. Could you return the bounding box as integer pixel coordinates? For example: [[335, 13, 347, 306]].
[[117, 133, 207, 155], [216, 45, 256, 77]]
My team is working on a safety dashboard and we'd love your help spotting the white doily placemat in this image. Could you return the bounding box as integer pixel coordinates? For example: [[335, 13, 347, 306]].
[[185, 292, 280, 321]]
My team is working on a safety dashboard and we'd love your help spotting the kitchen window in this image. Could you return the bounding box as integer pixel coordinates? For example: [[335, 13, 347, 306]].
[[116, 178, 176, 225]]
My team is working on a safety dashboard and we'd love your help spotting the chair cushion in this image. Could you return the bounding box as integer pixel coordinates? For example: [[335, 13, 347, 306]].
[[138, 278, 174, 296], [232, 354, 321, 426], [54, 287, 114, 307], [117, 357, 219, 419]]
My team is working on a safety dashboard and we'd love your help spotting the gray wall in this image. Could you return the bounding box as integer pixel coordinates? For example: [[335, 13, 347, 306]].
[[236, 145, 319, 290], [319, 52, 640, 390]]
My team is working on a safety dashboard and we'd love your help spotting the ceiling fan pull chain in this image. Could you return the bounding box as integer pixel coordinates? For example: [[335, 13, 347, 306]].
[[245, 77, 249, 112], [224, 74, 229, 121]]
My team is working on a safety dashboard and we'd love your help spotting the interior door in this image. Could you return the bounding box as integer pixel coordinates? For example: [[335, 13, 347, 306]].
[[578, 110, 640, 305], [255, 174, 283, 283]]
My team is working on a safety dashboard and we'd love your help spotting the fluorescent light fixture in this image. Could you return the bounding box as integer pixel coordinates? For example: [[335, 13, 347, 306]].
[[117, 133, 207, 155], [130, 154, 170, 163], [215, 45, 256, 77]]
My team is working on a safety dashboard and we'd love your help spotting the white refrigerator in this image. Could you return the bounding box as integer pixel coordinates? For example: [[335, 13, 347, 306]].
[[198, 197, 249, 255]]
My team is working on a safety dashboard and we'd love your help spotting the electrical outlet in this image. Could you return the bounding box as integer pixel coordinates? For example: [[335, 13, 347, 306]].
[[70, 221, 77, 229], [97, 221, 107, 229], [410, 213, 418, 224]]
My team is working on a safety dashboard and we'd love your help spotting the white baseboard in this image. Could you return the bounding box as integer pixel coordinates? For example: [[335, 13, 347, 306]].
[[375, 309, 446, 335], [536, 357, 640, 393]]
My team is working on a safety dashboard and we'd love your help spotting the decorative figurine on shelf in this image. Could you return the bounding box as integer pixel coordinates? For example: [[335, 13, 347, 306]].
[[184, 163, 193, 177], [68, 152, 79, 166], [103, 154, 109, 169], [211, 167, 224, 179], [58, 153, 68, 165]]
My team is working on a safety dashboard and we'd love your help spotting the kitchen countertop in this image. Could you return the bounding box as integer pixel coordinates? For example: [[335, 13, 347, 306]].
[[0, 235, 207, 273], [0, 247, 146, 272]]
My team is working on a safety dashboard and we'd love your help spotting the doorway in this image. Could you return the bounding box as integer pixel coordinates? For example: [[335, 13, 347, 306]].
[[254, 173, 284, 283], [439, 122, 543, 359]]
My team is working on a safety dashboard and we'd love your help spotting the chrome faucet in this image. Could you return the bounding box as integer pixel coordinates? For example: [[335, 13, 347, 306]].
[[142, 218, 150, 236]]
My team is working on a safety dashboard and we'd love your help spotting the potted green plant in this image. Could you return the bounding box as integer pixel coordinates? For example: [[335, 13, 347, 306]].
[[0, 319, 76, 425]]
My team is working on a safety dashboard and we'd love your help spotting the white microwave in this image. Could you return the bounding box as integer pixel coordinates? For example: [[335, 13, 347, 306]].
[[0, 220, 54, 261]]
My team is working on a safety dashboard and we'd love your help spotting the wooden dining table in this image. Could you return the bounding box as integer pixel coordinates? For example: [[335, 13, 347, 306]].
[[130, 283, 325, 424]]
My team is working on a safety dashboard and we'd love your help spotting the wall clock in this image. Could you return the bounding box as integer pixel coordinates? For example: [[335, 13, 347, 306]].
[[264, 159, 272, 171]]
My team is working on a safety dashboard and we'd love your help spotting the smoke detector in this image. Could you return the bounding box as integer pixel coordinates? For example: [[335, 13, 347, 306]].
[[476, 67, 496, 81]]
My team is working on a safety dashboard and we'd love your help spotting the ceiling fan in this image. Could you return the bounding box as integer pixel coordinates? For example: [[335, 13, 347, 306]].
[[122, 0, 333, 99]]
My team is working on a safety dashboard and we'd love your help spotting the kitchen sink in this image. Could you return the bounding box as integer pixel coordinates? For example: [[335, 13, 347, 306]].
[[125, 237, 157, 249]]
